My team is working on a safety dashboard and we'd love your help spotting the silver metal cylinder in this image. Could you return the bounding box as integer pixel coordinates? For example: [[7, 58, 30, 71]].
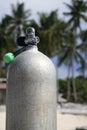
[[6, 46, 57, 130]]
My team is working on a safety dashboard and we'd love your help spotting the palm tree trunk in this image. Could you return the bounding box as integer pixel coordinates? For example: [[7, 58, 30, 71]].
[[71, 53, 77, 102], [83, 53, 87, 78], [67, 65, 71, 101]]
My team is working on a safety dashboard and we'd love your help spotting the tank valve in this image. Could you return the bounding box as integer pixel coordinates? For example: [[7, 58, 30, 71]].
[[3, 27, 39, 64], [17, 27, 40, 46]]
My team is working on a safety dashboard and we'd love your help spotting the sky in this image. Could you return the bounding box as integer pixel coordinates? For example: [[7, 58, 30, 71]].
[[0, 0, 71, 20], [0, 0, 80, 79]]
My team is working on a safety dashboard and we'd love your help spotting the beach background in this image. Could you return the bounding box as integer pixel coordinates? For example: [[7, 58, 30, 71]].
[[0, 104, 87, 130], [0, 0, 87, 130]]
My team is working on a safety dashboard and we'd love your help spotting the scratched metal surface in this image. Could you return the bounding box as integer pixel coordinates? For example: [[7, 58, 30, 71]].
[[6, 47, 57, 130]]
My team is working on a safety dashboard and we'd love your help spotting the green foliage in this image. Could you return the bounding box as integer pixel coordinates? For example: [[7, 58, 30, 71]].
[[59, 78, 87, 103], [64, 0, 87, 30], [58, 79, 67, 94], [30, 10, 66, 57], [60, 0, 87, 102]]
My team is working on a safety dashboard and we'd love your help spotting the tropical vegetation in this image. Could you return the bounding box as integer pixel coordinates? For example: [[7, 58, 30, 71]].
[[59, 77, 87, 103], [0, 0, 87, 102]]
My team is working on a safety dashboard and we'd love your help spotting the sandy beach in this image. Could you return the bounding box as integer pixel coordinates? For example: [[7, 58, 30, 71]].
[[0, 105, 87, 130], [58, 112, 87, 130], [0, 106, 6, 130]]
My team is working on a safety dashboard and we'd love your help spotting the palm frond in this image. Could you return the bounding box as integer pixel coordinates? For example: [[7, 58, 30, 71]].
[[58, 49, 71, 66], [80, 14, 87, 22], [63, 2, 73, 10]]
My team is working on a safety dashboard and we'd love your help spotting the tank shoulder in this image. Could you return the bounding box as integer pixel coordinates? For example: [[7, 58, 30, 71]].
[[8, 49, 56, 74]]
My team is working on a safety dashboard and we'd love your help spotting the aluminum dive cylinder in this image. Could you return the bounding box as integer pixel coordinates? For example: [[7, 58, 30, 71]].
[[6, 27, 57, 130]]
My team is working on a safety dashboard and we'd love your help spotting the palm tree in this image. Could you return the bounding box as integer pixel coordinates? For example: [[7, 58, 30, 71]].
[[30, 10, 60, 57], [0, 16, 15, 61], [63, 0, 87, 102], [78, 30, 87, 78], [58, 28, 84, 102], [63, 0, 87, 32], [0, 2, 30, 59], [0, 2, 31, 77], [6, 2, 31, 41], [0, 16, 16, 77]]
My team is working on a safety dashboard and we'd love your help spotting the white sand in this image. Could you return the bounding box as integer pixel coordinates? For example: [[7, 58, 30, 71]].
[[0, 111, 6, 130], [57, 112, 87, 130], [0, 106, 87, 130]]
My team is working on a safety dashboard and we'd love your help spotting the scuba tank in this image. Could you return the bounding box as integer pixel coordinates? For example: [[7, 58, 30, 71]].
[[4, 27, 57, 130]]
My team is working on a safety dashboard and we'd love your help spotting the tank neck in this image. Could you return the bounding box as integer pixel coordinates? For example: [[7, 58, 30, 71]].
[[26, 45, 38, 51]]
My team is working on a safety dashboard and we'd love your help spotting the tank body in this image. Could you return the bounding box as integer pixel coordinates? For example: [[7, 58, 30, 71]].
[[6, 46, 57, 130]]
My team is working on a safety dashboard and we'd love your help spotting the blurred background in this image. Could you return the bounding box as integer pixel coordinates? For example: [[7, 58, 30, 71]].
[[0, 0, 87, 103], [0, 0, 87, 130]]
